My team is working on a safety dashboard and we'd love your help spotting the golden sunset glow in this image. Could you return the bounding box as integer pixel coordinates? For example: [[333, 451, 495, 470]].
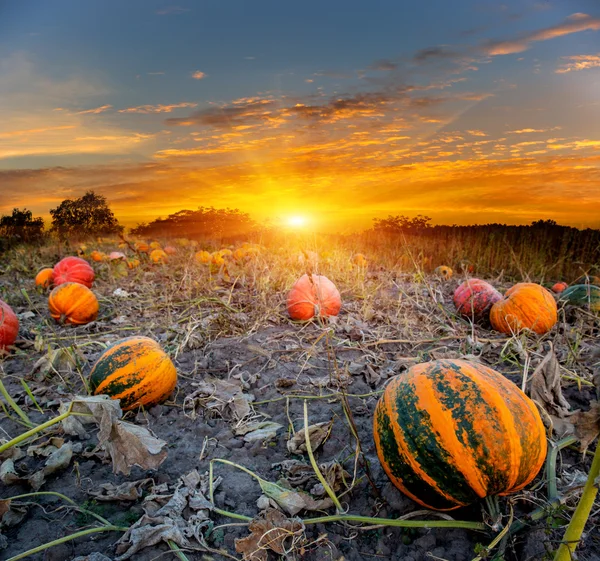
[[1, 5, 600, 231]]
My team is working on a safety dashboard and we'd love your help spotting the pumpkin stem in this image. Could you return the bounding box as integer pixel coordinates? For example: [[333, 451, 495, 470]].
[[484, 495, 502, 531]]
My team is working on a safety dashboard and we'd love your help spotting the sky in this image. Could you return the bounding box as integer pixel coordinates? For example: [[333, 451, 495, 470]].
[[1, 0, 600, 233]]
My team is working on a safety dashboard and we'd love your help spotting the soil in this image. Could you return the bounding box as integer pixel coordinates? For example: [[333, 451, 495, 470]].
[[1, 261, 599, 561]]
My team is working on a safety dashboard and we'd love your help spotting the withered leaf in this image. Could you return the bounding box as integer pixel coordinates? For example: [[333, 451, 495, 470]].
[[0, 498, 27, 528], [235, 508, 305, 561], [570, 401, 600, 452], [287, 421, 332, 455], [185, 377, 253, 421], [528, 347, 572, 419], [60, 395, 167, 475], [88, 479, 153, 502]]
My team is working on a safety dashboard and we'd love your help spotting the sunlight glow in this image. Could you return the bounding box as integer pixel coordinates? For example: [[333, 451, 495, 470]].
[[286, 215, 307, 227]]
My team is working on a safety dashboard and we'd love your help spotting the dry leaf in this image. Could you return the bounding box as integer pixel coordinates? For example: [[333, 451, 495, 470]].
[[287, 421, 332, 455], [570, 401, 600, 452], [528, 347, 572, 419], [0, 498, 27, 527], [235, 508, 305, 561], [88, 479, 153, 502], [60, 395, 168, 475], [184, 377, 253, 421]]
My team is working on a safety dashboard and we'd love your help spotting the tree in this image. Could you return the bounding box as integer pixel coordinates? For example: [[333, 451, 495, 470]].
[[130, 206, 256, 241], [0, 208, 45, 242], [372, 214, 432, 234], [50, 191, 122, 239]]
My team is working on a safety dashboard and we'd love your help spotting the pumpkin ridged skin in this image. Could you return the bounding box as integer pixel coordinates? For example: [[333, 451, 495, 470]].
[[89, 336, 177, 411], [453, 279, 502, 322], [52, 256, 95, 288], [286, 274, 342, 321], [373, 359, 547, 511], [490, 283, 557, 335], [35, 268, 54, 289], [0, 300, 19, 351], [559, 284, 600, 311], [48, 283, 99, 325]]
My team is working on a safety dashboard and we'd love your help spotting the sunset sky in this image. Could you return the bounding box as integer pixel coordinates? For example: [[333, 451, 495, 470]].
[[1, 0, 600, 232]]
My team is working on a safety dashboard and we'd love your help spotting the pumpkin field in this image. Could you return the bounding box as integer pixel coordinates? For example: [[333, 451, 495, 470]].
[[0, 233, 599, 561]]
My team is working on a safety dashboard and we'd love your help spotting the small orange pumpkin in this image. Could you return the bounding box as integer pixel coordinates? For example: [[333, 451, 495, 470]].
[[490, 283, 557, 335], [135, 242, 150, 253], [434, 266, 453, 280], [48, 283, 99, 325], [286, 274, 342, 321], [35, 268, 54, 290], [195, 250, 212, 264], [150, 249, 168, 264], [149, 241, 162, 250], [90, 250, 105, 262], [352, 253, 368, 267], [551, 282, 568, 293], [127, 258, 140, 269], [211, 252, 225, 266]]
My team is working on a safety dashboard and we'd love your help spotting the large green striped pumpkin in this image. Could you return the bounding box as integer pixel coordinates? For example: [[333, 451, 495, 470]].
[[559, 284, 600, 311], [373, 359, 547, 511], [89, 336, 177, 411]]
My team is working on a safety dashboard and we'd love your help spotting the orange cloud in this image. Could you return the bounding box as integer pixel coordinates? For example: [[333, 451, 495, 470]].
[[483, 13, 600, 55], [556, 54, 600, 73], [118, 102, 198, 114], [77, 105, 113, 114], [191, 71, 206, 80]]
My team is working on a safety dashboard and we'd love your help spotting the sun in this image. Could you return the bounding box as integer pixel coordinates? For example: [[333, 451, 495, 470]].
[[286, 215, 307, 227]]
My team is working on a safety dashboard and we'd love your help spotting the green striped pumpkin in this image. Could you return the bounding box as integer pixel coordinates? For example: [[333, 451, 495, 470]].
[[559, 284, 600, 312], [573, 275, 600, 287], [373, 359, 547, 511], [89, 336, 177, 411]]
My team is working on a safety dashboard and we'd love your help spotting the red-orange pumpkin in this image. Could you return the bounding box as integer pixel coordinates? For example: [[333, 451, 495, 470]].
[[35, 268, 54, 290], [373, 359, 547, 511], [490, 283, 557, 335], [551, 282, 568, 293], [52, 256, 95, 288], [286, 274, 341, 321], [453, 279, 502, 322], [48, 283, 99, 325], [0, 300, 19, 351]]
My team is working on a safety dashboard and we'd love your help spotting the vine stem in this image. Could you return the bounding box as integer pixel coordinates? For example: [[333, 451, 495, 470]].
[[303, 399, 344, 513], [6, 525, 127, 561], [553, 441, 600, 561], [0, 377, 34, 427]]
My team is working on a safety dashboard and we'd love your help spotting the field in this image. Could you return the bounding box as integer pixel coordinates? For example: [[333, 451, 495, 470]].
[[0, 233, 599, 561]]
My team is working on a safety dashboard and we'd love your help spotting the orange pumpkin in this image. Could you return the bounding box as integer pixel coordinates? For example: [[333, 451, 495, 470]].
[[52, 256, 95, 288], [0, 299, 19, 351], [90, 250, 105, 262], [286, 274, 342, 321], [150, 249, 168, 264], [219, 248, 233, 257], [373, 359, 547, 510], [89, 336, 177, 411], [135, 242, 150, 253], [164, 246, 177, 255], [211, 252, 225, 266], [233, 248, 247, 261], [434, 266, 453, 280], [195, 250, 212, 264], [35, 268, 54, 290], [352, 253, 368, 267], [127, 258, 140, 269], [48, 283, 99, 325], [149, 241, 162, 250], [490, 283, 557, 335]]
